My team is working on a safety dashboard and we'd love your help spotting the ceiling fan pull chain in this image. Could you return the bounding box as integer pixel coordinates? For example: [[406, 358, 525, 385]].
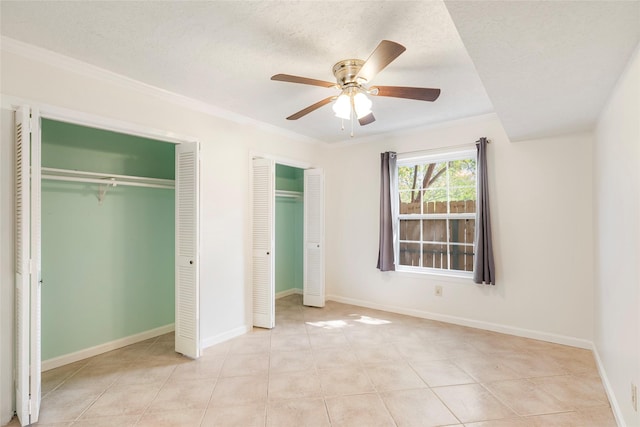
[[350, 108, 355, 138]]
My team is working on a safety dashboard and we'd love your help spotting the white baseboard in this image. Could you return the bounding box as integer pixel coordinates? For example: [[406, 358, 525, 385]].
[[592, 345, 627, 427], [276, 288, 302, 299], [326, 294, 592, 350], [200, 325, 251, 349], [42, 323, 175, 371]]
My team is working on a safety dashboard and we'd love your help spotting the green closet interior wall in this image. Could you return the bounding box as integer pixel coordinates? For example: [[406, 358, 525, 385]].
[[275, 165, 304, 295], [41, 119, 175, 361]]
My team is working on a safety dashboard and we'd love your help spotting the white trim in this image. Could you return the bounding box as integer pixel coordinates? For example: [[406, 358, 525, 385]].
[[395, 266, 474, 280], [395, 150, 477, 274], [397, 148, 476, 165], [249, 150, 315, 170], [276, 288, 303, 299], [200, 325, 251, 349], [41, 324, 174, 372], [1, 95, 198, 145], [1, 36, 323, 146], [326, 294, 593, 349], [593, 345, 628, 427]]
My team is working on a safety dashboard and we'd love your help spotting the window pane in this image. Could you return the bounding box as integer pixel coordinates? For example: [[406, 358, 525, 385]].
[[449, 198, 476, 213], [449, 187, 476, 213], [398, 165, 427, 191], [423, 162, 447, 189], [422, 243, 447, 269], [399, 242, 421, 267], [449, 159, 476, 185], [422, 219, 446, 242], [449, 219, 475, 244], [423, 188, 447, 201], [398, 166, 416, 191], [399, 192, 421, 214], [399, 220, 420, 241], [450, 244, 474, 272]]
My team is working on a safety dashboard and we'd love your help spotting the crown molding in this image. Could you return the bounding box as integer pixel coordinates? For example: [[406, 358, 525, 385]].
[[0, 36, 323, 145]]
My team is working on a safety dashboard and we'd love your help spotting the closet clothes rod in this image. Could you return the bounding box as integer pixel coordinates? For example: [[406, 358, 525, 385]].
[[42, 175, 174, 189], [275, 190, 303, 199], [41, 167, 175, 189]]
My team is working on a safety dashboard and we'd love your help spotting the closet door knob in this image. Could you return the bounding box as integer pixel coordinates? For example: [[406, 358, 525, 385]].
[[266, 251, 270, 255], [189, 260, 194, 265]]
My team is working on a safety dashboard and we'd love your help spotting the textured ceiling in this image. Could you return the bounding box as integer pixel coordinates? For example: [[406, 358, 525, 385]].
[[446, 0, 640, 141], [1, 1, 638, 144]]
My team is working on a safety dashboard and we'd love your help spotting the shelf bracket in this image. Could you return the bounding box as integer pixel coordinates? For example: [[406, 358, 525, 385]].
[[97, 178, 117, 205]]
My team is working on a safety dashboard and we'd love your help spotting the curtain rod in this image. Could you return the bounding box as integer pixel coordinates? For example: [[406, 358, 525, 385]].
[[394, 138, 489, 157]]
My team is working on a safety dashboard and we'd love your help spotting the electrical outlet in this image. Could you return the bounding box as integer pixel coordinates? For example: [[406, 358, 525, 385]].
[[434, 285, 443, 297], [632, 382, 638, 412]]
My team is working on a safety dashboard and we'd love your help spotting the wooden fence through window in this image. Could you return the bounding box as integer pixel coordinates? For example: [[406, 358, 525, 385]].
[[399, 200, 475, 271]]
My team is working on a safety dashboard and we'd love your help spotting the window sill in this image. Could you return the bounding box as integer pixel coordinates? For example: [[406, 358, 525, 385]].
[[394, 267, 474, 282]]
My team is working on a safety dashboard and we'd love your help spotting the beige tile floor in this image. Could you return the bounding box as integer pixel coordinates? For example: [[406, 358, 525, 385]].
[[5, 294, 617, 426]]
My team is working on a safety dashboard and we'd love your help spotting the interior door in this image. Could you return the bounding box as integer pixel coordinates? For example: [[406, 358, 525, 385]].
[[252, 158, 275, 328], [15, 106, 42, 426], [303, 168, 325, 307], [175, 141, 200, 358]]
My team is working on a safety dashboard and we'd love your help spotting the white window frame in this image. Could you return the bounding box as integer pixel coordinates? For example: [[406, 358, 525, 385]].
[[394, 149, 477, 278]]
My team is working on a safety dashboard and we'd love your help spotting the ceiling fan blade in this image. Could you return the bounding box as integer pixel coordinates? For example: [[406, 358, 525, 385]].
[[271, 74, 336, 88], [286, 97, 335, 120], [356, 40, 406, 83], [372, 86, 441, 102], [358, 113, 376, 126]]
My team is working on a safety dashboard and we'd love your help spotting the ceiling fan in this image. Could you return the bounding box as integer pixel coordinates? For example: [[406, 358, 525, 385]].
[[271, 40, 441, 134]]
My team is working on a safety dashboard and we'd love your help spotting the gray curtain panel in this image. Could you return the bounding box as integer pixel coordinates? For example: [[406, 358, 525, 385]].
[[473, 137, 495, 285], [377, 151, 396, 271]]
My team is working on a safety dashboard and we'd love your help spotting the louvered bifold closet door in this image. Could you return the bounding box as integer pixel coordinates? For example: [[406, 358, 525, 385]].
[[15, 106, 42, 426], [252, 158, 275, 328], [175, 142, 200, 359], [15, 107, 30, 426], [303, 169, 325, 307]]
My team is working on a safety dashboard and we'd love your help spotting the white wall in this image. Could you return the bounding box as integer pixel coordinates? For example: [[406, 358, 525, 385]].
[[594, 44, 640, 427], [0, 46, 325, 423], [325, 114, 595, 346]]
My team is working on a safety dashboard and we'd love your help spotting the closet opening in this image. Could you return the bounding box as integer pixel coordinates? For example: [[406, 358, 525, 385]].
[[275, 164, 304, 315], [41, 118, 175, 369], [14, 105, 200, 425], [251, 155, 324, 329]]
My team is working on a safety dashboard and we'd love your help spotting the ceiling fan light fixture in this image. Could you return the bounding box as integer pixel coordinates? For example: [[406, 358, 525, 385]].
[[332, 93, 351, 119], [353, 92, 372, 119]]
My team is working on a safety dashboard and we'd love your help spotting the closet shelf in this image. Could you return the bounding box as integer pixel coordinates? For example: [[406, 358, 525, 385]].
[[275, 190, 303, 199], [41, 167, 175, 190]]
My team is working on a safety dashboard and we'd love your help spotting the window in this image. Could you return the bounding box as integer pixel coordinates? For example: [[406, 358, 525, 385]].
[[395, 150, 476, 275]]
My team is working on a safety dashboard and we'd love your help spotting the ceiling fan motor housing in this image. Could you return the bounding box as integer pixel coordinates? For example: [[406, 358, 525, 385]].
[[332, 59, 366, 87]]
